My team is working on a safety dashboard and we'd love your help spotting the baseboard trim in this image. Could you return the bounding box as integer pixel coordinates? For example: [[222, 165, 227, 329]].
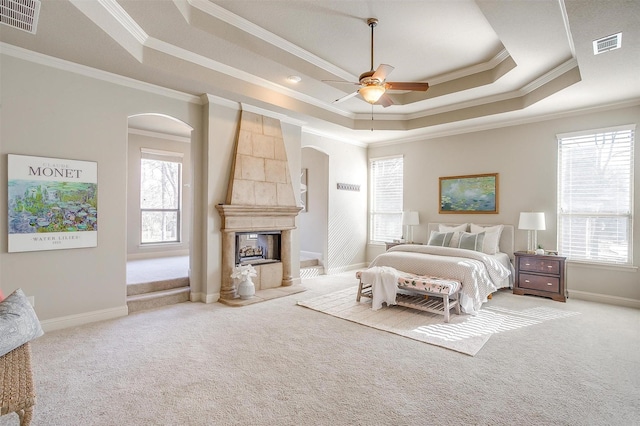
[[569, 290, 640, 309], [41, 306, 129, 332]]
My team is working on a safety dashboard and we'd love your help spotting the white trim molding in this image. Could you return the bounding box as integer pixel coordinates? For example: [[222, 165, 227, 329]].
[[40, 306, 129, 332]]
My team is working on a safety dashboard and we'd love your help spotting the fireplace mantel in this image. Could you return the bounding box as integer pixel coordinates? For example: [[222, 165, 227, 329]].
[[216, 204, 302, 231]]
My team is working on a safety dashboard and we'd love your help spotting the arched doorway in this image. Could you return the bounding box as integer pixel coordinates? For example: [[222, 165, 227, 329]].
[[125, 114, 194, 312]]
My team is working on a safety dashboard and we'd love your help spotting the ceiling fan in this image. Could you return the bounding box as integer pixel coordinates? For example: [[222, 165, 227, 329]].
[[330, 18, 429, 107]]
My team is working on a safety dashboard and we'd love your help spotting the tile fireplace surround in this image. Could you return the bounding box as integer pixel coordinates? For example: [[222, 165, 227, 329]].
[[216, 110, 302, 305]]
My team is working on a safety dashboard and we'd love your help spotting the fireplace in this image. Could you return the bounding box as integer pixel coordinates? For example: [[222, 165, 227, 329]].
[[236, 231, 281, 266], [215, 110, 302, 304]]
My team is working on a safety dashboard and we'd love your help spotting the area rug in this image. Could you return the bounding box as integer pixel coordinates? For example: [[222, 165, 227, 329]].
[[297, 286, 580, 356]]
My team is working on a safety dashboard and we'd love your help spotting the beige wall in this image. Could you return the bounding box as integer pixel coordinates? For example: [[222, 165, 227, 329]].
[[0, 54, 202, 325], [302, 133, 368, 273], [126, 132, 192, 259], [368, 105, 640, 305]]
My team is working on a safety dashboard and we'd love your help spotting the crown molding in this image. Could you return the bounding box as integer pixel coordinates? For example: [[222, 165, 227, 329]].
[[368, 98, 640, 148], [128, 128, 192, 143], [0, 42, 201, 104], [301, 127, 367, 148]]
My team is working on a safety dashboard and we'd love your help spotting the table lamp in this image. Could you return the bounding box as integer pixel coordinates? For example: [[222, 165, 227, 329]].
[[402, 211, 420, 243], [518, 212, 545, 253]]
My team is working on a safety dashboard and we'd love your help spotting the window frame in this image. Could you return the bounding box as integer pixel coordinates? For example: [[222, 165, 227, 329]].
[[369, 155, 404, 244], [557, 125, 635, 266], [140, 149, 183, 245]]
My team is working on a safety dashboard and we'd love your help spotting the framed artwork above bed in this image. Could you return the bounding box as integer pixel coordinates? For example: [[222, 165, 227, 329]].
[[439, 173, 498, 214]]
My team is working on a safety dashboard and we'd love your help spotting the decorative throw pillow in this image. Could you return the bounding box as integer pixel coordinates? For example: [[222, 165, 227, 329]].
[[427, 231, 454, 247], [458, 231, 485, 252], [0, 288, 44, 357], [439, 224, 467, 247], [470, 223, 504, 255]]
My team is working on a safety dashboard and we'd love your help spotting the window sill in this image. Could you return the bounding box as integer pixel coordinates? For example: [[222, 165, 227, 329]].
[[566, 260, 638, 273]]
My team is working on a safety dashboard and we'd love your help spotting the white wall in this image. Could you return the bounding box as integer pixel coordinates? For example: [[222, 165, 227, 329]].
[[0, 54, 202, 327], [368, 105, 640, 305], [126, 131, 192, 259], [301, 133, 368, 273]]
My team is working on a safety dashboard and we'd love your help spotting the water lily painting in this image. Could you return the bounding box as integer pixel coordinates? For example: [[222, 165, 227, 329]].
[[8, 154, 98, 252], [439, 173, 498, 214]]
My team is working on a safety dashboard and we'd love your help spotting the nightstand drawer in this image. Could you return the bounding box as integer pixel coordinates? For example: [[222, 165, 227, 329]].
[[519, 273, 560, 293], [518, 257, 561, 275]]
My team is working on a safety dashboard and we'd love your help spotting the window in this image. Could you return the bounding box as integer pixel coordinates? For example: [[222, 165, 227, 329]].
[[370, 156, 403, 243], [557, 125, 634, 265], [140, 149, 182, 244]]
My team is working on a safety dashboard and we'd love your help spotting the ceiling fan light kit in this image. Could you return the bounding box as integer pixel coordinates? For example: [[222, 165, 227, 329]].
[[360, 84, 386, 104], [330, 17, 429, 107]]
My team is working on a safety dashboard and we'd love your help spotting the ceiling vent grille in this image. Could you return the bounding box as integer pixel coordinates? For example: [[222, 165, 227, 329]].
[[593, 32, 622, 55], [0, 0, 41, 34]]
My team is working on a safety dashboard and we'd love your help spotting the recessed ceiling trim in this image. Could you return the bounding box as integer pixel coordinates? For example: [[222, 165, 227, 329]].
[[400, 58, 579, 121], [185, 0, 356, 83], [428, 48, 511, 85]]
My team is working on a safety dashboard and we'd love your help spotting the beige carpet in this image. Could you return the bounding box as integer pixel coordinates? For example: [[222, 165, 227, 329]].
[[298, 286, 581, 356]]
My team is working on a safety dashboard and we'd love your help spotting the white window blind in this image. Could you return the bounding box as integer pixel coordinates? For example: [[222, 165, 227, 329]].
[[370, 156, 403, 243], [558, 126, 634, 265]]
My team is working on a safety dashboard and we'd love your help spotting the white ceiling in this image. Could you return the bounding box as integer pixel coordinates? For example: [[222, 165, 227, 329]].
[[1, 0, 639, 144]]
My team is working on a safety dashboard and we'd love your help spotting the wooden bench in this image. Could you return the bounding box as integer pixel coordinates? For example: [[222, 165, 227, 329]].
[[356, 270, 461, 322]]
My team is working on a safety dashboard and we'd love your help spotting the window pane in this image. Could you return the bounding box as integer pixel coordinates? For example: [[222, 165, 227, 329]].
[[370, 156, 403, 242], [559, 215, 629, 263], [141, 211, 178, 243], [558, 127, 634, 265], [141, 159, 180, 209]]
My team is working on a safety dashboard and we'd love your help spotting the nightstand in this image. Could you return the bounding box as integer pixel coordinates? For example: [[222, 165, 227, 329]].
[[513, 251, 567, 302]]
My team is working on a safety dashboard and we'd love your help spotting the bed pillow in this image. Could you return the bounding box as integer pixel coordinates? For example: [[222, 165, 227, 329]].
[[457, 231, 485, 252], [470, 223, 504, 254], [439, 224, 467, 247], [427, 231, 454, 247], [0, 288, 44, 357]]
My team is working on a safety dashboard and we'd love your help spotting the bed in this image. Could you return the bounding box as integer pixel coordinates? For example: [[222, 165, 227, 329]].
[[364, 223, 515, 315]]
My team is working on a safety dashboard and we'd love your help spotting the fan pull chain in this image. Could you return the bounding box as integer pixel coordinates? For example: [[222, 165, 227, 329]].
[[371, 104, 374, 131]]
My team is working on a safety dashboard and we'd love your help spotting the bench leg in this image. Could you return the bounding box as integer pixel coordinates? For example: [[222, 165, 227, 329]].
[[443, 295, 450, 323], [356, 280, 363, 302]]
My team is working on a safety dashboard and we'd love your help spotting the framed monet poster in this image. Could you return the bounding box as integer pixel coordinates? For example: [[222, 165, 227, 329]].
[[439, 173, 498, 214], [8, 154, 98, 252]]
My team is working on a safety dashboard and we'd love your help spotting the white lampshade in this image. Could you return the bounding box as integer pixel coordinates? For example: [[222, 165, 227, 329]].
[[359, 84, 385, 104], [402, 211, 420, 226], [518, 212, 546, 230]]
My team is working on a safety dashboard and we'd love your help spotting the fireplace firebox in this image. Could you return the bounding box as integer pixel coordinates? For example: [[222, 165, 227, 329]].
[[235, 231, 281, 266]]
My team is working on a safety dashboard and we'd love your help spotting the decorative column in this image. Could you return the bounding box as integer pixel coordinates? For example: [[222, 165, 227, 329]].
[[281, 229, 293, 286], [219, 230, 237, 300]]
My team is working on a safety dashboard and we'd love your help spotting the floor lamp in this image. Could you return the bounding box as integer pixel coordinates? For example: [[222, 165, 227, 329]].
[[518, 212, 545, 253], [402, 211, 419, 244]]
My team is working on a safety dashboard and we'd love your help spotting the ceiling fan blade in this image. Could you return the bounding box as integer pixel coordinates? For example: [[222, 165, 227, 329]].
[[376, 93, 394, 108], [372, 64, 394, 81], [385, 82, 429, 91], [333, 90, 360, 104]]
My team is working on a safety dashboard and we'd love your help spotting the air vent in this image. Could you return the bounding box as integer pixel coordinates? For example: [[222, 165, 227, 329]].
[[593, 32, 622, 55], [0, 0, 41, 34]]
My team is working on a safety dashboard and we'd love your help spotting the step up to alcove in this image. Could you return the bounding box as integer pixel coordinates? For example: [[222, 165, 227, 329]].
[[127, 286, 190, 313], [127, 276, 190, 296]]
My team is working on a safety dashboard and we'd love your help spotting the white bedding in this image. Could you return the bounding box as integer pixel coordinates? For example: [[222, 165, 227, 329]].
[[368, 244, 513, 314]]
